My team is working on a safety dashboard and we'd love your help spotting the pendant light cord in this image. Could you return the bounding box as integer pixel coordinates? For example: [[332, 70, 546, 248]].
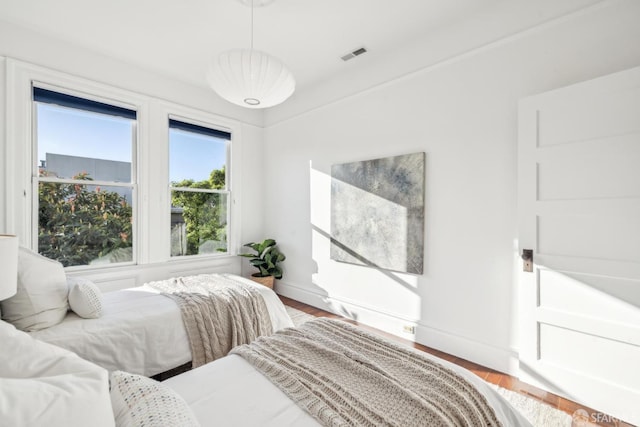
[[250, 0, 254, 50]]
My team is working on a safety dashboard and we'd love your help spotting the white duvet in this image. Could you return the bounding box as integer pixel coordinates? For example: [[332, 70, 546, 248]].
[[29, 274, 293, 377], [165, 352, 531, 427]]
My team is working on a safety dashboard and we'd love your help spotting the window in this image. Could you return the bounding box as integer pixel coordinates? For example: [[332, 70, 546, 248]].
[[8, 62, 242, 275], [33, 87, 136, 267], [169, 119, 230, 257]]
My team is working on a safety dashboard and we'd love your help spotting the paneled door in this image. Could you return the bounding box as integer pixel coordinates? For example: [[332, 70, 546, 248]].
[[518, 66, 640, 425]]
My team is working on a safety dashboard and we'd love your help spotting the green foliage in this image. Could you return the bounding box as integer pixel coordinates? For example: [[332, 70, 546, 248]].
[[38, 172, 132, 267], [171, 167, 227, 255], [239, 238, 286, 279]]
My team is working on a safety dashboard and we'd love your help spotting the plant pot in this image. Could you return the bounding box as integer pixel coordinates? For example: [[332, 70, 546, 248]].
[[249, 274, 275, 289]]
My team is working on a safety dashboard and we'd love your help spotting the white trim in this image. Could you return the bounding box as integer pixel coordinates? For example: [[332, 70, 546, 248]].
[[38, 177, 136, 187], [168, 113, 233, 137], [31, 76, 141, 263], [157, 100, 243, 259], [6, 59, 149, 249], [32, 80, 141, 112], [170, 186, 228, 194], [0, 56, 9, 232], [276, 280, 519, 375], [4, 58, 245, 276]]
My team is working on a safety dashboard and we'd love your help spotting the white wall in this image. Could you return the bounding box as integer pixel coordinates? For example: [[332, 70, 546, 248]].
[[2, 0, 639, 374], [238, 124, 266, 278], [0, 22, 266, 290], [264, 0, 640, 373]]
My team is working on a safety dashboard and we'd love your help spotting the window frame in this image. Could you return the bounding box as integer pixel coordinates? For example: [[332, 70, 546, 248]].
[[32, 84, 139, 269], [0, 58, 244, 278], [168, 115, 232, 258], [5, 59, 243, 277]]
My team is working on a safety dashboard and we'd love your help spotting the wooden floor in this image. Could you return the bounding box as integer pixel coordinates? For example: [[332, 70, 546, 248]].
[[280, 296, 634, 427]]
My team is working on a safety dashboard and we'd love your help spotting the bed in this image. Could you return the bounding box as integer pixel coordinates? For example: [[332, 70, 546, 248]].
[[1, 315, 531, 426], [29, 273, 293, 377], [162, 318, 531, 426]]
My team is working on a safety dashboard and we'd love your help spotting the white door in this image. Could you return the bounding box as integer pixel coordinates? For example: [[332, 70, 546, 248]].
[[518, 66, 640, 425]]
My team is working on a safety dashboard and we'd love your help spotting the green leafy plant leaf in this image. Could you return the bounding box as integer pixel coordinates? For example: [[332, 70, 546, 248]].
[[239, 238, 285, 279]]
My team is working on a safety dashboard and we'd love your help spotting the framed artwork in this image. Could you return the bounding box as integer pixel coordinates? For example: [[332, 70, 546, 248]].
[[330, 152, 425, 274]]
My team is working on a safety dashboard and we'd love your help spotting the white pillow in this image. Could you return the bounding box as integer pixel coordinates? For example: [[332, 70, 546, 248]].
[[68, 277, 103, 319], [0, 320, 115, 427], [0, 247, 68, 331], [110, 371, 200, 427]]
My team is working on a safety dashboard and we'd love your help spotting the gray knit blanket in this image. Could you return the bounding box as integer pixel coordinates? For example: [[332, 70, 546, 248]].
[[231, 318, 502, 427], [148, 274, 273, 368]]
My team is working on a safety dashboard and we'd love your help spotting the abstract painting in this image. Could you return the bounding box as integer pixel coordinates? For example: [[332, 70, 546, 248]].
[[330, 152, 425, 274]]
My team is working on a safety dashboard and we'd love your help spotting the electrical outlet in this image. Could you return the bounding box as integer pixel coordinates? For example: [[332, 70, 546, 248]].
[[403, 325, 415, 334]]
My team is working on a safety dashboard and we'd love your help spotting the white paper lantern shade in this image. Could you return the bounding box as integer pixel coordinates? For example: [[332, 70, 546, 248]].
[[207, 49, 295, 109]]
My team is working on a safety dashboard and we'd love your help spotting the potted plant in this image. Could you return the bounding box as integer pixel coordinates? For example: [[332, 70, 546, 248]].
[[238, 239, 285, 289]]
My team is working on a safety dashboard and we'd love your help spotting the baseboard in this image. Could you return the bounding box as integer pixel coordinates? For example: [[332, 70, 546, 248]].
[[417, 323, 520, 376], [276, 280, 519, 376]]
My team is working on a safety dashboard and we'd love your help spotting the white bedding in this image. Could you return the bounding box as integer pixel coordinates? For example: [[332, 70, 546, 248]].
[[165, 349, 531, 426], [29, 274, 293, 377], [165, 354, 318, 426], [0, 320, 115, 427]]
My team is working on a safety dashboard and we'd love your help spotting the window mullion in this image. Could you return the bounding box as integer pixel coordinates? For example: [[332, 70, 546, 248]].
[[169, 186, 229, 195], [38, 177, 134, 188]]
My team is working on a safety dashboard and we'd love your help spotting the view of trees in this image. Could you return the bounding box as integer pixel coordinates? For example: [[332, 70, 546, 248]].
[[38, 171, 132, 267], [171, 167, 227, 255], [38, 166, 227, 266]]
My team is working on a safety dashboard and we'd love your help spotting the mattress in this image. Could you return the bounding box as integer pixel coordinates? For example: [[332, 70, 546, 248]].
[[165, 349, 531, 426], [29, 274, 293, 377]]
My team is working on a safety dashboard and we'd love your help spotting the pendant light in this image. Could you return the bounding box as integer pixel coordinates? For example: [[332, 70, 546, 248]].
[[207, 0, 295, 109]]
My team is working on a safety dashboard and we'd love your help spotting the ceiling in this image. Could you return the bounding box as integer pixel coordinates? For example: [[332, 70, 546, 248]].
[[0, 0, 605, 115], [0, 0, 506, 91]]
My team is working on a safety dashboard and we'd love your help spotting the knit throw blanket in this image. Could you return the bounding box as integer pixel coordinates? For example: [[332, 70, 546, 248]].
[[148, 274, 273, 368], [231, 318, 502, 427]]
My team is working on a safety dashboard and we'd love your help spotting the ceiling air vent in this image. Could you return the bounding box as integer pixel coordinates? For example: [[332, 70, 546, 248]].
[[341, 47, 368, 62]]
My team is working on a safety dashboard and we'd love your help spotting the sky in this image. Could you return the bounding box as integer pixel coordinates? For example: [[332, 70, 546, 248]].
[[37, 103, 227, 183]]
